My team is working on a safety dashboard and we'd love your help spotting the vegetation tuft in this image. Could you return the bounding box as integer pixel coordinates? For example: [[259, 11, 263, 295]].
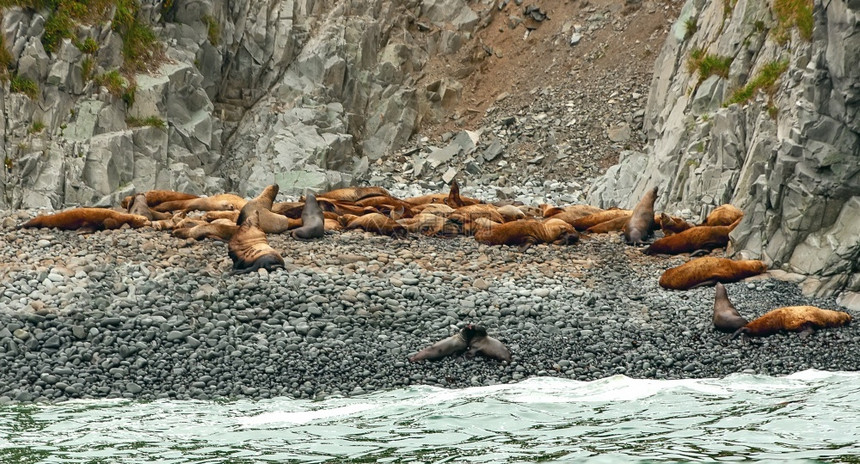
[[10, 75, 39, 99], [0, 25, 12, 81], [202, 14, 220, 46], [93, 69, 135, 106], [29, 120, 46, 134], [725, 59, 789, 106], [688, 49, 733, 81], [684, 17, 697, 39], [126, 116, 166, 128], [1, 0, 164, 72], [773, 0, 813, 43]]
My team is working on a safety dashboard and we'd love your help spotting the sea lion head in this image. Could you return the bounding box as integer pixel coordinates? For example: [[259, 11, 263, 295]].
[[129, 214, 151, 228]]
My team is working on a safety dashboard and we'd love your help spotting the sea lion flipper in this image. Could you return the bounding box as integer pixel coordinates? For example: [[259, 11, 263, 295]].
[[798, 323, 816, 338]]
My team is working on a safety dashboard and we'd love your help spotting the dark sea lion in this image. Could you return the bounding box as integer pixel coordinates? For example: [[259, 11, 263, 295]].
[[732, 306, 852, 339], [465, 325, 512, 363], [658, 257, 768, 290], [644, 218, 742, 255], [317, 186, 390, 203], [624, 186, 658, 245], [409, 326, 476, 362], [20, 208, 150, 231], [291, 192, 325, 240], [121, 190, 199, 209], [474, 218, 578, 248], [228, 210, 285, 274], [153, 194, 247, 213], [712, 283, 749, 333], [704, 204, 744, 227]]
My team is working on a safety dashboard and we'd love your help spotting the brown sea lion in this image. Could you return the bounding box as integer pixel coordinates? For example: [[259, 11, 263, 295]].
[[712, 283, 749, 333], [540, 204, 604, 219], [732, 306, 852, 338], [172, 222, 239, 241], [705, 204, 744, 227], [315, 198, 377, 216], [291, 192, 325, 240], [624, 186, 658, 245], [567, 209, 633, 231], [354, 196, 416, 217], [659, 257, 767, 290], [408, 326, 474, 362], [203, 210, 241, 222], [153, 194, 247, 213], [271, 201, 305, 218], [496, 204, 527, 222], [150, 212, 186, 231], [324, 218, 343, 232], [317, 186, 390, 203], [445, 180, 482, 207], [397, 213, 458, 236], [644, 218, 742, 255], [658, 213, 695, 236], [585, 216, 630, 233], [412, 203, 455, 216], [126, 193, 173, 221], [228, 210, 285, 274], [474, 218, 578, 248], [120, 190, 199, 209], [465, 325, 512, 363], [448, 204, 505, 226], [340, 213, 407, 237], [20, 208, 150, 231]]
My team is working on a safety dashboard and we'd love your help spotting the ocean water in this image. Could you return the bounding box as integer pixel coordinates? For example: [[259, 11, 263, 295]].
[[1, 370, 859, 463]]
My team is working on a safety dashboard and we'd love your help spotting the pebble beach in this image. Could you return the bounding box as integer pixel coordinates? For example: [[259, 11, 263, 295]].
[[1, 195, 857, 404]]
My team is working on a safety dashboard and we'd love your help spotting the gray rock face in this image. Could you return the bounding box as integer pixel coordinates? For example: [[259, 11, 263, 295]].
[[1, 0, 479, 205], [587, 0, 860, 299]]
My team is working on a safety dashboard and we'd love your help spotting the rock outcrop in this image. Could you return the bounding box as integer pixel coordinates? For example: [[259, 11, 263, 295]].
[[587, 0, 859, 302], [0, 0, 484, 206]]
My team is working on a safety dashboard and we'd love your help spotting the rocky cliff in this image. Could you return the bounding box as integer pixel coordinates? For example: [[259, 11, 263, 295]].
[[0, 0, 483, 207], [587, 0, 859, 304]]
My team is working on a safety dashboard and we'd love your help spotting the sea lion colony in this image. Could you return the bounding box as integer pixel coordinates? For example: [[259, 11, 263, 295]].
[[18, 182, 851, 362]]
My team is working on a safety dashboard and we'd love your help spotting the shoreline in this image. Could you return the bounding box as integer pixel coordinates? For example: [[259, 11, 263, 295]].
[[1, 217, 856, 404]]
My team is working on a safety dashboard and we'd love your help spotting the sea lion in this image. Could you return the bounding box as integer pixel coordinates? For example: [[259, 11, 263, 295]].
[[445, 180, 482, 207], [409, 325, 475, 362], [732, 306, 852, 339], [412, 203, 455, 216], [271, 201, 305, 218], [465, 325, 512, 363], [234, 185, 280, 226], [203, 210, 241, 222], [150, 212, 186, 231], [291, 192, 325, 240], [120, 190, 199, 209], [659, 257, 767, 290], [448, 204, 505, 226], [172, 222, 239, 241], [624, 186, 658, 245], [315, 198, 377, 216], [20, 208, 150, 231], [397, 213, 458, 236], [705, 204, 744, 227], [567, 209, 633, 231], [658, 213, 694, 236], [644, 217, 742, 255], [153, 194, 247, 213], [474, 218, 578, 248], [227, 210, 285, 274], [712, 283, 749, 333], [585, 216, 630, 233], [540, 204, 603, 219], [496, 204, 527, 222], [317, 186, 390, 203], [340, 213, 407, 237], [354, 195, 416, 217], [126, 193, 173, 221]]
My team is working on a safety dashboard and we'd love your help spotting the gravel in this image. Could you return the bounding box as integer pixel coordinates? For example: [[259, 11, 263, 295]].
[[0, 206, 856, 404]]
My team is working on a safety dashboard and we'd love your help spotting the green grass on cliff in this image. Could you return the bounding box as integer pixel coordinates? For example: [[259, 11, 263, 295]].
[[0, 0, 163, 73], [774, 0, 813, 42], [687, 48, 734, 81], [725, 59, 789, 106]]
